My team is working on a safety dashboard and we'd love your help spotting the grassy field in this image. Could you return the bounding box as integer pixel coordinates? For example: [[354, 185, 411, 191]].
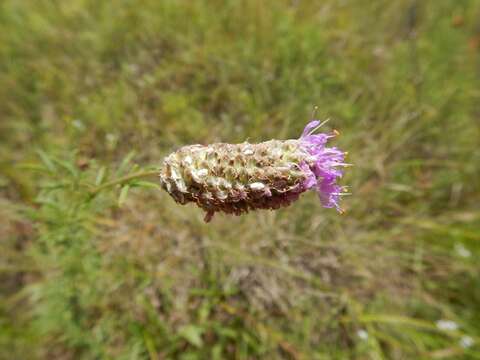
[[1, 0, 480, 358]]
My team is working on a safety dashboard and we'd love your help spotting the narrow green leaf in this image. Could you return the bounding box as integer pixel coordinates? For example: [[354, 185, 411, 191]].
[[36, 150, 56, 172], [179, 325, 204, 348], [95, 166, 106, 186], [118, 185, 130, 206], [17, 163, 49, 172], [117, 151, 136, 175], [52, 158, 78, 177]]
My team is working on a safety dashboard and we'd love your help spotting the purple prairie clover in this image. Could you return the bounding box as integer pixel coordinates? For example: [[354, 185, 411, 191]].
[[159, 120, 349, 222]]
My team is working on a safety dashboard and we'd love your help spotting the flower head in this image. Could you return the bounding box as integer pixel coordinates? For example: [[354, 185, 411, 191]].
[[159, 120, 348, 222]]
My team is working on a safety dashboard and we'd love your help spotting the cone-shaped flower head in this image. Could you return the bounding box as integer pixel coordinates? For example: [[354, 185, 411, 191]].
[[159, 121, 348, 222]]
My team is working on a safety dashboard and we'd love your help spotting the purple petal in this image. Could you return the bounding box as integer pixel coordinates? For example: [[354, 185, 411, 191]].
[[301, 120, 321, 138], [299, 121, 347, 212], [299, 162, 317, 189]]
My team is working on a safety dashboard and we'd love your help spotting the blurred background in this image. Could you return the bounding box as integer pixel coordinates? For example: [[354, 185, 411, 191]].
[[1, 0, 480, 359]]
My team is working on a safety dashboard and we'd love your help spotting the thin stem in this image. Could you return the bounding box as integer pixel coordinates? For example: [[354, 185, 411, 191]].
[[90, 170, 159, 195]]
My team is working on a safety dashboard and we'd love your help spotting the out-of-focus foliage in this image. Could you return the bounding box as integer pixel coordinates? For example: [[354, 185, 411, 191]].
[[1, 0, 479, 358]]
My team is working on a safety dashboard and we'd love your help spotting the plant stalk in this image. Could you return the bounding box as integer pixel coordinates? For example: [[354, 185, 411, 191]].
[[90, 170, 159, 195]]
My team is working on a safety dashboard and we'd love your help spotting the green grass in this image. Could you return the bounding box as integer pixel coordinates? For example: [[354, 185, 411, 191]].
[[1, 0, 480, 358]]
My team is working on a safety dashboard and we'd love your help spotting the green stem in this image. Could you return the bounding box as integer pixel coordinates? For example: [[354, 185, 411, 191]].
[[90, 170, 159, 195]]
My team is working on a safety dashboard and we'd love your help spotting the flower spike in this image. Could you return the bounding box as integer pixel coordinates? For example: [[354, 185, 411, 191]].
[[159, 121, 348, 222]]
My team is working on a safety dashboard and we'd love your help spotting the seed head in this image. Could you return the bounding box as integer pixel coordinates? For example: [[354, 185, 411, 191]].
[[159, 121, 348, 222]]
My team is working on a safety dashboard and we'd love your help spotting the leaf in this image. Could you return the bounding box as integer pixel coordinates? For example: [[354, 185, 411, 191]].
[[52, 158, 78, 178], [216, 327, 237, 339], [117, 151, 136, 175], [143, 331, 159, 360], [95, 166, 106, 186], [178, 325, 204, 348], [118, 185, 130, 207], [17, 163, 49, 172], [211, 345, 223, 360], [36, 150, 56, 172]]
